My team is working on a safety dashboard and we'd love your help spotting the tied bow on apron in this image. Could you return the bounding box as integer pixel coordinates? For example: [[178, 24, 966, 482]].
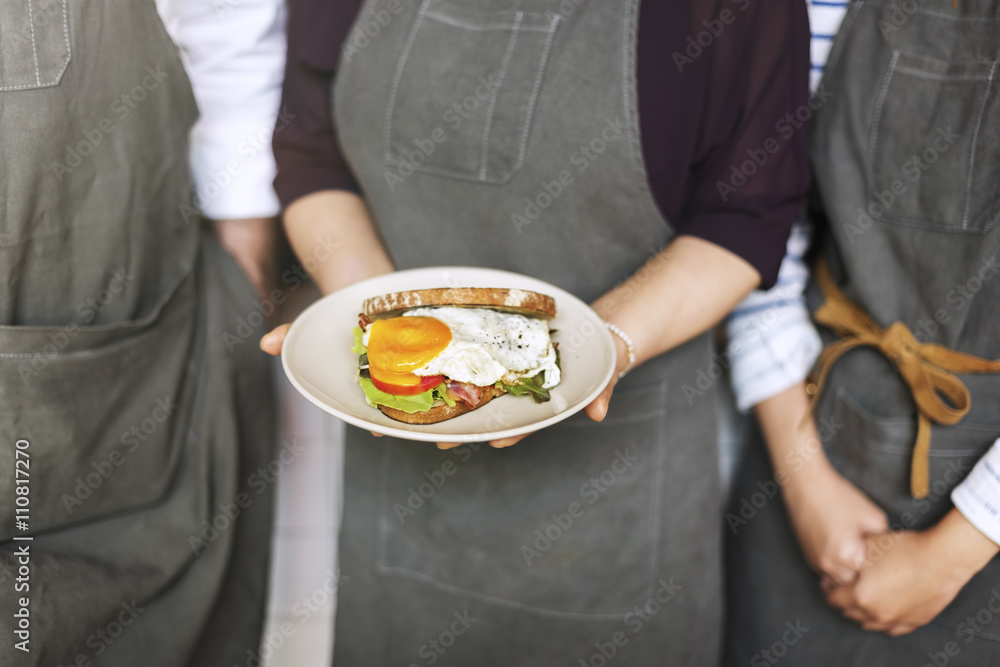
[[806, 258, 1000, 499]]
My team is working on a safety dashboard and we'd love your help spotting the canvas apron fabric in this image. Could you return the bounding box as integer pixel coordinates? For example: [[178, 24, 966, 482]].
[[329, 0, 723, 665], [0, 1, 275, 665], [726, 1, 1000, 664]]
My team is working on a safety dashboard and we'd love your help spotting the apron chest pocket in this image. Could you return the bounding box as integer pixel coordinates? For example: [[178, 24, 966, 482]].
[[383, 0, 560, 185], [0, 0, 71, 92], [867, 50, 1000, 234]]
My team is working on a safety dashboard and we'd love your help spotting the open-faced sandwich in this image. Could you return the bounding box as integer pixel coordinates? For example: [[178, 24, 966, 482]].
[[352, 287, 561, 424]]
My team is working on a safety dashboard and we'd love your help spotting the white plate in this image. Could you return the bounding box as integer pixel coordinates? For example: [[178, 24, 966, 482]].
[[281, 267, 616, 442]]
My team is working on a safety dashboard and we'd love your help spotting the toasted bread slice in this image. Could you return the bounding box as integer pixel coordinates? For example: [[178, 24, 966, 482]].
[[378, 386, 506, 424], [363, 287, 556, 319]]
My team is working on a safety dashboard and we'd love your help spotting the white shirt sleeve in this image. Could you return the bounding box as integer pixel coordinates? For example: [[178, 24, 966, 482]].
[[155, 0, 286, 220], [724, 221, 823, 412], [952, 440, 1000, 547]]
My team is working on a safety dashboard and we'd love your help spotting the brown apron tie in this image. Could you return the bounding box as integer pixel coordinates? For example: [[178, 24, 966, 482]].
[[806, 258, 1000, 498]]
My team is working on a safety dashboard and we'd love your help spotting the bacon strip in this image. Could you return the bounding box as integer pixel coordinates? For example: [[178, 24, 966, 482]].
[[446, 380, 484, 408], [358, 312, 372, 331]]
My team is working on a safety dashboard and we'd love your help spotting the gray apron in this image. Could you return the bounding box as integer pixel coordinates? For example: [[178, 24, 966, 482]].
[[0, 2, 275, 665], [727, 1, 1000, 664], [330, 1, 722, 665]]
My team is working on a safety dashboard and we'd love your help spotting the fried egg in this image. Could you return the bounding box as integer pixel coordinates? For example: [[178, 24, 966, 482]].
[[363, 306, 560, 388]]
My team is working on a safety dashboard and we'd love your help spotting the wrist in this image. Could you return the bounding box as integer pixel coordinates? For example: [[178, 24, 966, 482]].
[[770, 426, 839, 488], [604, 322, 636, 380], [929, 508, 1000, 586], [756, 385, 839, 491], [779, 456, 839, 504]]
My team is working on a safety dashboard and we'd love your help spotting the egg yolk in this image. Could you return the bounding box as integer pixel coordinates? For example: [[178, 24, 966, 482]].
[[366, 316, 452, 386]]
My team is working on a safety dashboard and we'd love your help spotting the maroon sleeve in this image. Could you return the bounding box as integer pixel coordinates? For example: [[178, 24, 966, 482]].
[[638, 0, 812, 288], [272, 0, 364, 208]]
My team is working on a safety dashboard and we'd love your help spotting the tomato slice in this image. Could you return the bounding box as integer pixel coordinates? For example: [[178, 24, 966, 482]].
[[369, 365, 445, 396]]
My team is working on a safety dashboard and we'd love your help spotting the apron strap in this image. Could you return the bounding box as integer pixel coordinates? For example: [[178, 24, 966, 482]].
[[806, 257, 1000, 498]]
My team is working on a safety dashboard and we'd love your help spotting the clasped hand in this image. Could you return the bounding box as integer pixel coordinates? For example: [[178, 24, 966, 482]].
[[822, 528, 966, 636], [782, 461, 997, 637], [807, 496, 997, 636]]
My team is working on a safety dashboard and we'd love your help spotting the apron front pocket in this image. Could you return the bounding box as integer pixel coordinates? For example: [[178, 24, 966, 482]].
[[382, 0, 560, 185], [0, 272, 198, 539], [866, 50, 1000, 234], [376, 380, 668, 618], [0, 0, 71, 92], [826, 385, 997, 528]]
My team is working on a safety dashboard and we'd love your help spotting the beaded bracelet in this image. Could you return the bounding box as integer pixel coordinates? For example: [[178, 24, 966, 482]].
[[604, 322, 636, 381]]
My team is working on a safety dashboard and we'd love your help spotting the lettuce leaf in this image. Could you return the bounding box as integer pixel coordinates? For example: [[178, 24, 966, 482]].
[[357, 378, 455, 413], [436, 385, 456, 406], [497, 373, 550, 403], [358, 376, 430, 412], [351, 326, 366, 355], [496, 349, 561, 404]]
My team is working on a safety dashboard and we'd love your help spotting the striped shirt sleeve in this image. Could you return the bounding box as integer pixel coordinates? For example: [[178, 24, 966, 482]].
[[725, 221, 822, 411]]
